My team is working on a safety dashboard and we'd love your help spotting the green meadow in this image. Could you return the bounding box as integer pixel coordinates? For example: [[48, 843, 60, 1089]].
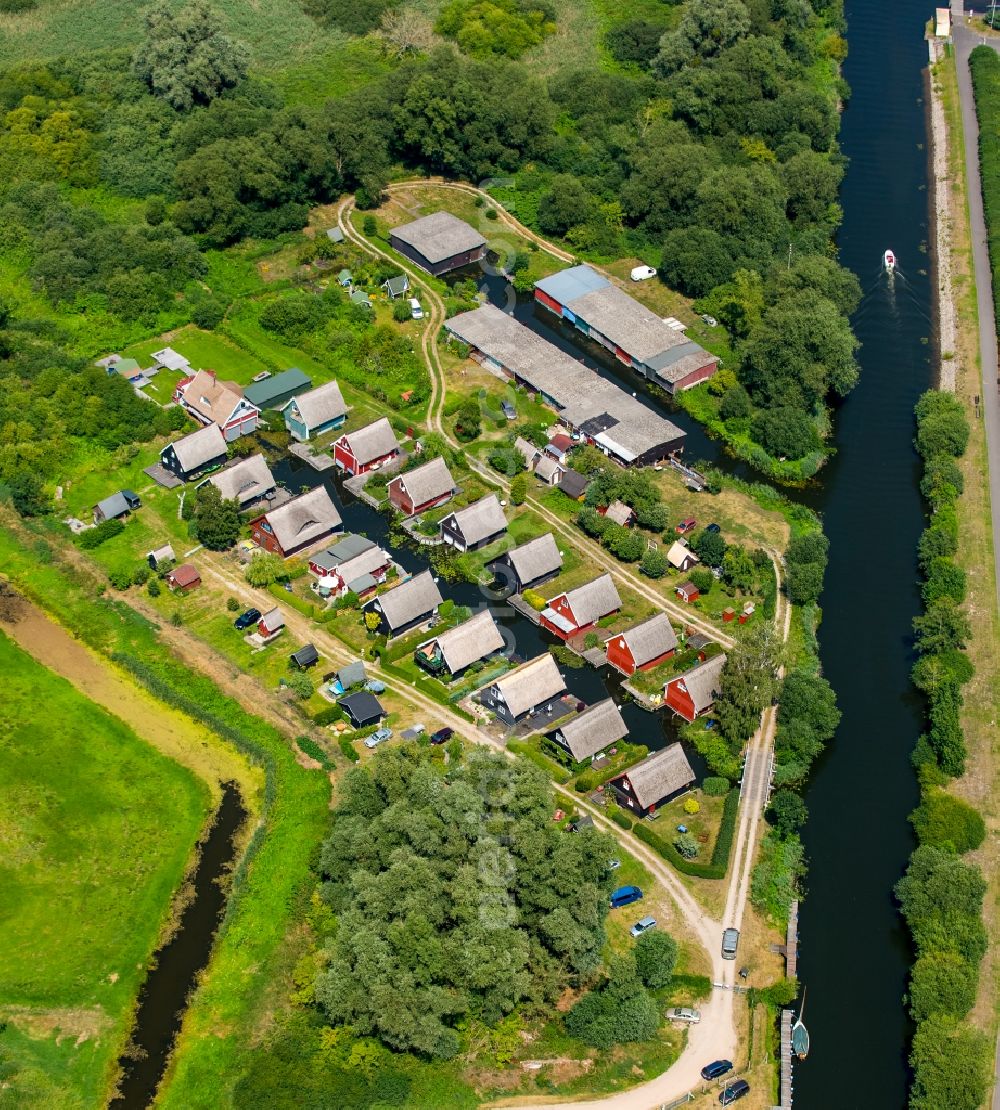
[[0, 632, 210, 1107]]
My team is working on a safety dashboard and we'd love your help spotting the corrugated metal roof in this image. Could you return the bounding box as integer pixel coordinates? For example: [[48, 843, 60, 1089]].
[[535, 264, 610, 304]]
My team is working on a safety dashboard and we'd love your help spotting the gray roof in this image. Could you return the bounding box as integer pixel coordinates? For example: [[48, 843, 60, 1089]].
[[604, 499, 632, 526], [343, 417, 400, 465], [446, 305, 684, 459], [339, 690, 384, 724], [259, 607, 285, 634], [648, 340, 718, 383], [95, 491, 130, 519], [283, 379, 347, 430], [558, 470, 589, 499], [559, 574, 622, 627], [391, 211, 486, 264], [372, 570, 443, 630], [384, 275, 409, 296], [569, 283, 690, 363], [610, 613, 678, 667], [169, 423, 227, 472], [337, 660, 367, 688], [147, 543, 175, 563], [671, 654, 727, 715], [505, 533, 562, 586], [443, 494, 507, 546], [535, 265, 611, 303], [489, 653, 566, 718], [534, 455, 561, 482], [326, 227, 345, 242], [556, 698, 629, 762], [291, 643, 319, 667], [263, 487, 342, 553], [621, 743, 696, 809], [390, 456, 456, 507], [514, 437, 540, 468], [207, 454, 275, 505], [334, 545, 391, 586], [421, 610, 505, 673], [327, 533, 376, 563]]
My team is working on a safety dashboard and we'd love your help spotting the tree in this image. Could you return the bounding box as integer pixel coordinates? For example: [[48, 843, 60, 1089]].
[[654, 0, 752, 75], [7, 471, 49, 517], [660, 227, 734, 297], [604, 19, 669, 68], [640, 547, 669, 578], [751, 406, 820, 459], [454, 399, 481, 442], [689, 567, 714, 594], [918, 524, 958, 570], [245, 552, 283, 588], [537, 174, 596, 237], [133, 0, 249, 111], [510, 472, 529, 505], [691, 529, 726, 566], [910, 790, 986, 853], [376, 7, 437, 57], [767, 789, 808, 838], [909, 1015, 991, 1110], [565, 957, 660, 1048], [913, 599, 971, 655], [722, 545, 756, 592], [915, 391, 969, 459], [909, 952, 978, 1023], [896, 846, 987, 962], [286, 670, 314, 700], [364, 610, 382, 632], [193, 484, 240, 550], [634, 931, 677, 989], [781, 149, 843, 223], [922, 558, 966, 606], [716, 623, 784, 744]]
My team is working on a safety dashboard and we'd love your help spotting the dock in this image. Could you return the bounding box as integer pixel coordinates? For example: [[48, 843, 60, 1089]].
[[507, 593, 541, 624], [777, 1008, 794, 1109], [344, 472, 383, 509], [288, 442, 336, 471], [621, 679, 663, 712], [785, 899, 799, 978]]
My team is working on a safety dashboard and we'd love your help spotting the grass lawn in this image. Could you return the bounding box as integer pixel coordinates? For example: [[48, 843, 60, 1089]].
[[123, 326, 271, 388], [0, 632, 209, 1108]]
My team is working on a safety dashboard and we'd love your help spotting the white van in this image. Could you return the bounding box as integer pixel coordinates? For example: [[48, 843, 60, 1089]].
[[409, 298, 424, 319], [630, 265, 657, 281]]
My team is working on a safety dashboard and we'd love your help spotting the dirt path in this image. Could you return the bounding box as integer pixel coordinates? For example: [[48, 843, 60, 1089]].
[[0, 600, 257, 800]]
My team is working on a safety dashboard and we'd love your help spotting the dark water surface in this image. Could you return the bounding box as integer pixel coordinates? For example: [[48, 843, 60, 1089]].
[[110, 784, 247, 1109]]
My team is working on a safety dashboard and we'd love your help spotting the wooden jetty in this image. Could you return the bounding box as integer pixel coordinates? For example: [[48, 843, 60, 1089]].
[[288, 442, 336, 471], [507, 593, 541, 624], [621, 679, 663, 712], [785, 899, 799, 978], [777, 1008, 794, 1108]]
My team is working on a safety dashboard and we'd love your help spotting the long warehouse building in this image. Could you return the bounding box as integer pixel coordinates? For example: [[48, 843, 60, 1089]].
[[533, 265, 718, 394], [445, 304, 686, 466]]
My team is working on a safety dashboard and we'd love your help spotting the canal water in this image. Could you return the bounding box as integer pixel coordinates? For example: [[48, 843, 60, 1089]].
[[110, 784, 247, 1110]]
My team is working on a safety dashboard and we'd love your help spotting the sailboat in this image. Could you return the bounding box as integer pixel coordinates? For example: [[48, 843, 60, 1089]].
[[883, 248, 896, 274], [791, 987, 810, 1060]]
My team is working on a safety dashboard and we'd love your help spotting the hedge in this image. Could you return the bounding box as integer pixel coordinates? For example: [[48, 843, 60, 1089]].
[[971, 45, 1000, 339], [608, 807, 633, 830], [507, 739, 572, 784], [338, 735, 360, 763]]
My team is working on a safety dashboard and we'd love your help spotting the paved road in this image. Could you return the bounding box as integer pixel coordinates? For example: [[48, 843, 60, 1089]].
[[943, 10, 1000, 1107], [949, 2, 1000, 605]]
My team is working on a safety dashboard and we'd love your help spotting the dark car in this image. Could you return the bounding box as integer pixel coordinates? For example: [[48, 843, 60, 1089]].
[[234, 607, 261, 630], [610, 885, 643, 908], [701, 1060, 733, 1081], [430, 727, 454, 745], [706, 522, 721, 534], [719, 1080, 750, 1105]]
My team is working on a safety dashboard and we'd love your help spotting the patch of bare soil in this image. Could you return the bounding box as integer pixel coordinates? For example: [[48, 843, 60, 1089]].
[[3, 1005, 112, 1046]]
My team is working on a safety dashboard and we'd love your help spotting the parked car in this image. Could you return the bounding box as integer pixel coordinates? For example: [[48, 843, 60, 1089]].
[[665, 1007, 701, 1024], [676, 518, 697, 534], [719, 1080, 750, 1105], [610, 885, 643, 909], [501, 400, 516, 420], [409, 298, 424, 319], [430, 727, 454, 745], [701, 313, 719, 327], [701, 1060, 734, 1081], [630, 916, 657, 937], [722, 927, 740, 960], [630, 264, 657, 281], [364, 727, 393, 749], [234, 607, 261, 630], [706, 522, 721, 534]]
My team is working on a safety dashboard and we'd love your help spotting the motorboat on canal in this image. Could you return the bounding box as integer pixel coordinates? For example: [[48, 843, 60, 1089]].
[[883, 248, 896, 274]]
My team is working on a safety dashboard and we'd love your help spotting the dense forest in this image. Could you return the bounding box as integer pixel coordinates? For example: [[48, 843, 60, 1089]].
[[0, 0, 856, 502]]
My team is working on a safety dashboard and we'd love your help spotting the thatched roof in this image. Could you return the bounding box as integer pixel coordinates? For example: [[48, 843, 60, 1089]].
[[372, 570, 443, 631], [504, 533, 562, 586], [284, 379, 347, 430], [207, 454, 275, 505], [343, 417, 400, 465], [611, 614, 678, 667], [556, 698, 628, 762], [561, 574, 621, 626], [444, 494, 507, 546], [672, 654, 727, 715], [489, 653, 566, 718], [621, 743, 695, 809], [263, 487, 342, 553], [391, 456, 456, 507], [169, 424, 227, 471], [421, 610, 505, 673]]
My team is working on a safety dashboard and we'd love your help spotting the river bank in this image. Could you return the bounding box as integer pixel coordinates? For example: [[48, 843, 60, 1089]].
[[923, 34, 1000, 1085]]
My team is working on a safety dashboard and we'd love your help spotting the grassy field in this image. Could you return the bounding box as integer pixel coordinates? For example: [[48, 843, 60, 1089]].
[[0, 631, 209, 1108]]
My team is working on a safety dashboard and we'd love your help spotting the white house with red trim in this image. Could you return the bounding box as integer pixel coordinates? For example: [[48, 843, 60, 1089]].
[[174, 370, 259, 441]]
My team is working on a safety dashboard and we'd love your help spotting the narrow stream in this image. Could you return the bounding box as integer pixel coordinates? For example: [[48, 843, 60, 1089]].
[[110, 784, 247, 1110]]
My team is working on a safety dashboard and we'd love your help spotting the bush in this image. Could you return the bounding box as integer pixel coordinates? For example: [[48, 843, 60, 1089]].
[[338, 735, 360, 762], [702, 776, 730, 796], [634, 930, 677, 989], [147, 577, 161, 598], [522, 588, 547, 610], [674, 832, 698, 858], [909, 1013, 990, 1110], [909, 951, 978, 1023], [751, 406, 820, 460], [108, 566, 134, 590], [285, 671, 314, 700], [608, 807, 633, 830], [565, 959, 659, 1048], [639, 547, 668, 578], [510, 472, 529, 505], [689, 567, 714, 594], [683, 797, 700, 815], [914, 390, 969, 459], [78, 519, 125, 549], [131, 566, 150, 586], [392, 300, 411, 322], [910, 790, 986, 853], [227, 596, 241, 612]]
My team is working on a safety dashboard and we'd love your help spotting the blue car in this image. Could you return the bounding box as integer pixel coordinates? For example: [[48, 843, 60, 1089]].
[[701, 1060, 733, 1081], [610, 885, 643, 909]]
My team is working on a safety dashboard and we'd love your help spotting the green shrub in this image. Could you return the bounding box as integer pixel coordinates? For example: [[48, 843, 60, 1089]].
[[522, 588, 547, 610], [702, 776, 730, 796], [313, 705, 345, 726], [338, 735, 360, 763], [608, 806, 633, 830], [108, 566, 134, 591], [78, 519, 125, 549], [296, 736, 334, 771], [910, 790, 986, 853], [227, 596, 241, 612]]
